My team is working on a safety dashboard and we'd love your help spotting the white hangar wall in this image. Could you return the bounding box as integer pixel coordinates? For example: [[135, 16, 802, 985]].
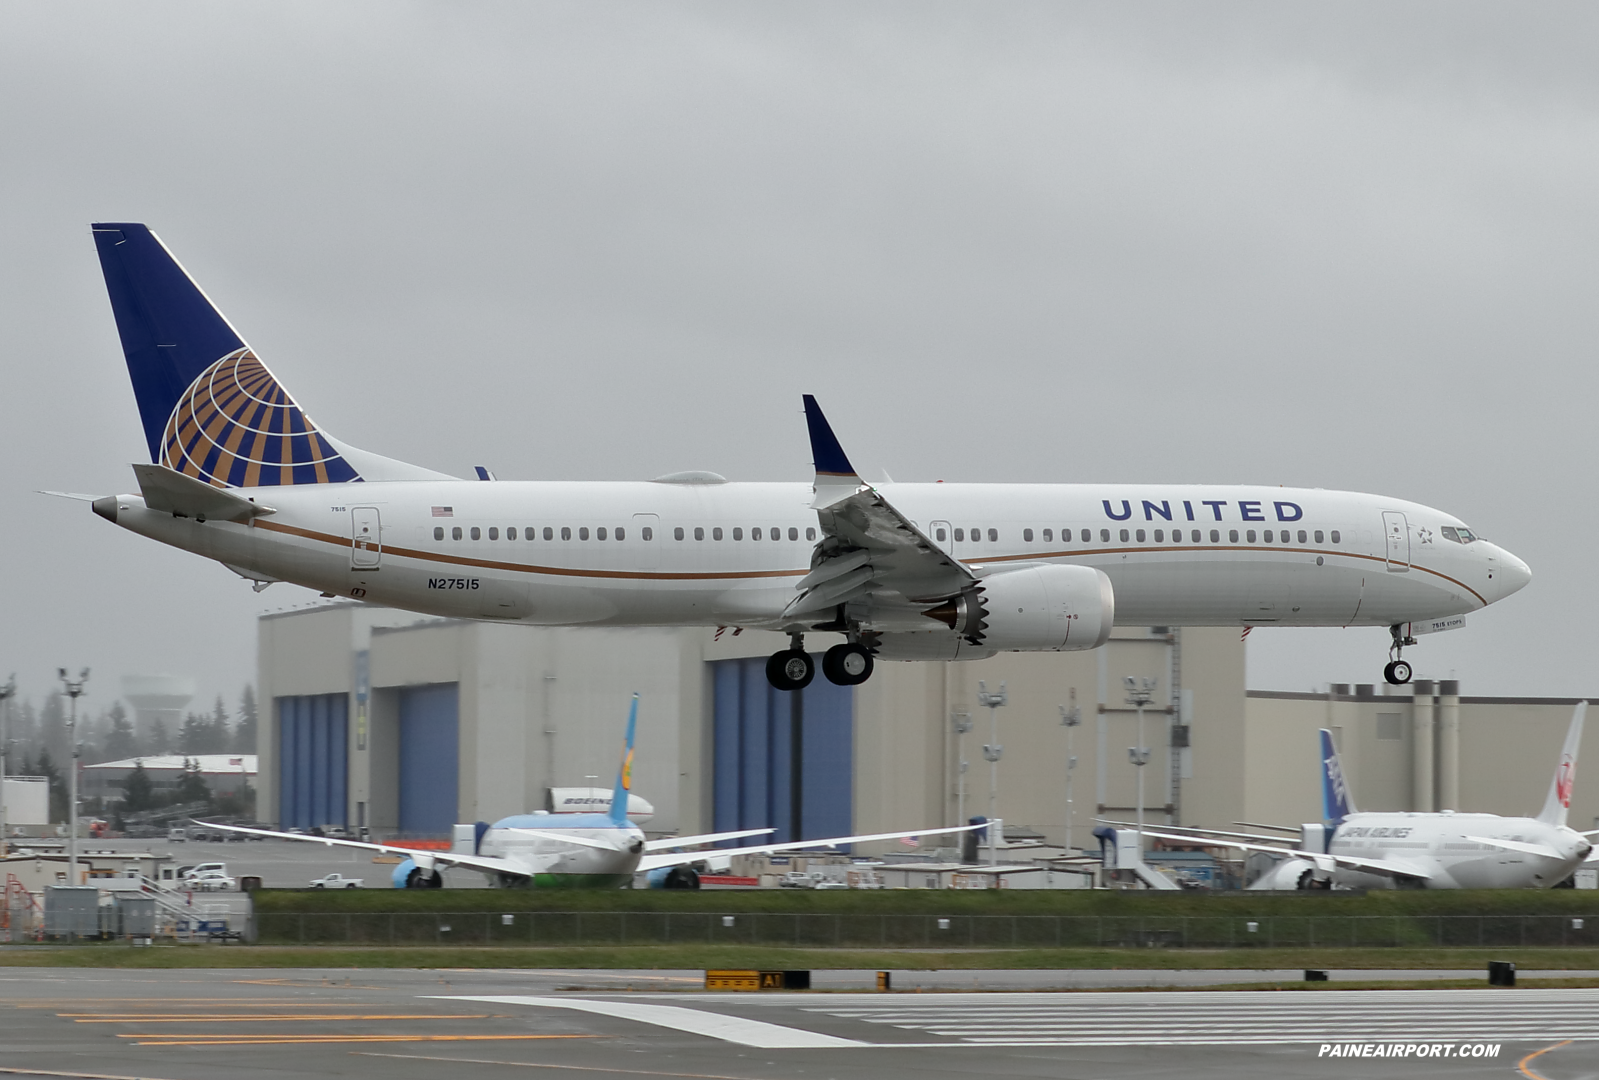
[[258, 605, 1595, 847]]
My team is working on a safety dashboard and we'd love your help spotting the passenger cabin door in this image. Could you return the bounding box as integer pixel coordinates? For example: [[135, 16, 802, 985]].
[[351, 507, 381, 569], [1382, 511, 1410, 572]]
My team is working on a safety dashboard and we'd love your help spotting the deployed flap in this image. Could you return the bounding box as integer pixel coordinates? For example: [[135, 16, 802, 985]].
[[790, 396, 973, 621], [133, 463, 275, 522]]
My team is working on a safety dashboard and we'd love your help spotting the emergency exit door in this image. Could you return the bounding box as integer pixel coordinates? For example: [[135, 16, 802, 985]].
[[351, 507, 381, 569]]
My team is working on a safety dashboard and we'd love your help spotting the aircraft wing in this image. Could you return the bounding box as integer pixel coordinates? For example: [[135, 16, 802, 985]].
[[1463, 834, 1568, 860], [643, 828, 775, 852], [1132, 828, 1432, 883], [199, 821, 535, 880], [636, 822, 984, 873], [785, 397, 972, 622]]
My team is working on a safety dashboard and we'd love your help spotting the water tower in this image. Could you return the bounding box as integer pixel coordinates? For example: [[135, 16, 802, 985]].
[[120, 674, 196, 751]]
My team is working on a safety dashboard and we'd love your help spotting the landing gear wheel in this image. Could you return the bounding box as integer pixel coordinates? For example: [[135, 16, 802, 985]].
[[1383, 660, 1413, 686], [765, 649, 815, 691], [822, 642, 875, 686]]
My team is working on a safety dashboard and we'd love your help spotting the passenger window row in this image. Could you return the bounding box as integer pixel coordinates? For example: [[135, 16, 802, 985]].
[[670, 526, 817, 542], [933, 525, 1343, 546], [434, 525, 654, 542]]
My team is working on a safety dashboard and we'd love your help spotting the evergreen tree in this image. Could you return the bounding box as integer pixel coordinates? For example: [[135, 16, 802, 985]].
[[104, 702, 136, 761], [34, 749, 66, 824], [149, 717, 172, 755], [174, 757, 210, 806], [210, 694, 230, 753], [236, 685, 257, 753], [39, 693, 68, 765], [120, 760, 155, 813]]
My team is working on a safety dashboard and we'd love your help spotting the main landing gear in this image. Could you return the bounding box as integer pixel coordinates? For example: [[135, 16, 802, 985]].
[[1383, 624, 1416, 686], [765, 635, 874, 691]]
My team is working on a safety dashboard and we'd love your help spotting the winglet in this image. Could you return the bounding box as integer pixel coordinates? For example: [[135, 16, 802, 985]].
[[804, 396, 867, 509], [609, 694, 640, 826], [1319, 728, 1355, 824], [1536, 701, 1585, 828], [804, 396, 858, 478]]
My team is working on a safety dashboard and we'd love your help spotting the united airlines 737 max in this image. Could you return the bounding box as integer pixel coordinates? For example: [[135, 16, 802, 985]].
[[1130, 704, 1595, 890], [76, 223, 1531, 689]]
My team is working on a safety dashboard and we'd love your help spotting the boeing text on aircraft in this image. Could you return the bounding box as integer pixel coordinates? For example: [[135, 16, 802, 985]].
[[73, 224, 1531, 690]]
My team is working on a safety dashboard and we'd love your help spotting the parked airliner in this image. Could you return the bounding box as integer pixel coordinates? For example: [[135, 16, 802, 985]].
[[1133, 704, 1595, 890], [207, 696, 980, 888], [78, 223, 1531, 689]]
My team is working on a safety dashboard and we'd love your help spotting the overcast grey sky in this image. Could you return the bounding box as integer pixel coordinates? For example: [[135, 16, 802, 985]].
[[1, 1, 1593, 716]]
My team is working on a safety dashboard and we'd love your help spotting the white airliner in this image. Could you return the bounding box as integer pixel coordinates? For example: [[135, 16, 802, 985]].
[[207, 696, 981, 888], [79, 223, 1531, 689], [1127, 704, 1595, 890]]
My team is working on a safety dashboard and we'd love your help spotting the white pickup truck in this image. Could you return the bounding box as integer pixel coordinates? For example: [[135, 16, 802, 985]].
[[308, 873, 363, 889]]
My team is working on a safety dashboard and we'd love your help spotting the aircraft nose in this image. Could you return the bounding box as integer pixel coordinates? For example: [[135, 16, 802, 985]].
[[1497, 550, 1532, 598]]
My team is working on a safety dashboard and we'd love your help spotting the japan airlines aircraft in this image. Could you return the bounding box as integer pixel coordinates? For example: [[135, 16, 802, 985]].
[[79, 223, 1531, 690], [207, 696, 981, 888], [1134, 705, 1595, 890]]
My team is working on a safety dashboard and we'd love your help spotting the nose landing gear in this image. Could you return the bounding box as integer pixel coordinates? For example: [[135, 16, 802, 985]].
[[1384, 624, 1416, 685]]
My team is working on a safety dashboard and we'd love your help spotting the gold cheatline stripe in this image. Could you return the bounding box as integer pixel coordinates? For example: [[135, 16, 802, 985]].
[[255, 519, 1488, 604], [254, 520, 808, 582]]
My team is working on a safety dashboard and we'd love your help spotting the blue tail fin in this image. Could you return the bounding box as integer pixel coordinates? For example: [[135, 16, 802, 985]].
[[609, 694, 639, 825], [91, 223, 361, 488], [1319, 728, 1355, 824]]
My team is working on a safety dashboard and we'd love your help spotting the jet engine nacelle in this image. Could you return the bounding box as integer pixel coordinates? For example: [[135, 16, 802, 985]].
[[391, 857, 444, 889], [645, 865, 702, 889], [927, 564, 1114, 652]]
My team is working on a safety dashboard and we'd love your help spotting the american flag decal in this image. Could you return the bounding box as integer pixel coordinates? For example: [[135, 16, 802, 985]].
[[432, 506, 454, 517]]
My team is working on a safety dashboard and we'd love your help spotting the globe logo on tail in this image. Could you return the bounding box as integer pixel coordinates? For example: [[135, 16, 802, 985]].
[[161, 349, 360, 487]]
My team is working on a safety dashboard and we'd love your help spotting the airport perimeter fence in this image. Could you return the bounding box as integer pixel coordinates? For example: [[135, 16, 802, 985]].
[[254, 911, 1599, 950]]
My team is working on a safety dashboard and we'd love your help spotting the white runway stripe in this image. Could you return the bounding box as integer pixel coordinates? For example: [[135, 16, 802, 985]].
[[794, 988, 1599, 1047], [440, 995, 864, 1048]]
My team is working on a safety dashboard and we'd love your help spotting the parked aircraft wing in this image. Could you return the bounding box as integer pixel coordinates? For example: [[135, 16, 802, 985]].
[[198, 821, 534, 878], [643, 828, 775, 851], [787, 396, 972, 620], [1463, 835, 1567, 861], [1132, 828, 1432, 883], [636, 822, 985, 873]]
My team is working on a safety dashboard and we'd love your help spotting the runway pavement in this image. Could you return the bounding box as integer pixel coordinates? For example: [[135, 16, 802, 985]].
[[0, 968, 1593, 1079]]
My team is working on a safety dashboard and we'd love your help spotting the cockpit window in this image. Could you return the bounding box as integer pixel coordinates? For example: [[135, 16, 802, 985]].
[[1441, 526, 1478, 544]]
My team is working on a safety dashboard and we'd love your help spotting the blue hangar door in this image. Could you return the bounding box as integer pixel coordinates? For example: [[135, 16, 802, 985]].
[[711, 658, 853, 844], [398, 683, 459, 838], [277, 694, 348, 830]]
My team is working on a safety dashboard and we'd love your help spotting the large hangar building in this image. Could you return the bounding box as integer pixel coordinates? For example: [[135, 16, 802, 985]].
[[257, 604, 1597, 844]]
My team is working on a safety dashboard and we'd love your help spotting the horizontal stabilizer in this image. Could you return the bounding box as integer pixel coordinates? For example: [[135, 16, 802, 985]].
[[133, 463, 275, 522]]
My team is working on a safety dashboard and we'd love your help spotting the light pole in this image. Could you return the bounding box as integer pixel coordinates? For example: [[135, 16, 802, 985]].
[[58, 668, 89, 884], [1059, 689, 1080, 855], [977, 680, 1006, 864], [1124, 676, 1156, 839], [0, 675, 14, 859], [951, 708, 972, 830]]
